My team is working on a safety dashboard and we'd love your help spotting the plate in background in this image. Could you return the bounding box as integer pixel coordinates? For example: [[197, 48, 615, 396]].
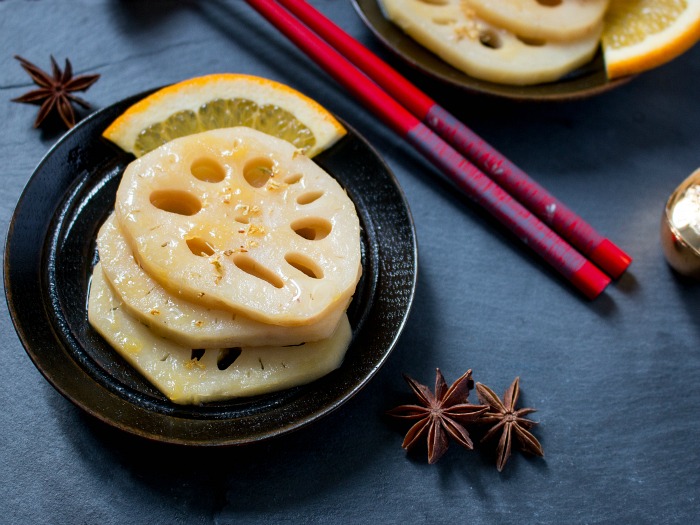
[[352, 0, 632, 101]]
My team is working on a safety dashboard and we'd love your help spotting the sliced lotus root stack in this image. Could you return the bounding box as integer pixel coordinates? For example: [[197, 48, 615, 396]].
[[114, 127, 362, 327], [379, 0, 602, 85], [97, 213, 349, 348], [87, 264, 352, 404], [462, 0, 609, 41]]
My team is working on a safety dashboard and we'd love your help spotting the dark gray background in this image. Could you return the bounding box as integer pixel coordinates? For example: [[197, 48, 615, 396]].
[[1, 1, 698, 523]]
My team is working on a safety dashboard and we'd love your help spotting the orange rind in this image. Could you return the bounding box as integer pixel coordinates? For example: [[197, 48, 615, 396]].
[[103, 73, 346, 157]]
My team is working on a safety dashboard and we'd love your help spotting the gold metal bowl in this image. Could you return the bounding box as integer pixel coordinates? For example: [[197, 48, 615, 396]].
[[661, 168, 700, 279]]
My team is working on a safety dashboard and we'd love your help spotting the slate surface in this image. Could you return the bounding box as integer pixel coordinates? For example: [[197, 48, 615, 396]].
[[1, 1, 699, 523]]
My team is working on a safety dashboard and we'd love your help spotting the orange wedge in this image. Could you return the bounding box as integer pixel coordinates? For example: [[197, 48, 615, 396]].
[[602, 0, 700, 79], [103, 74, 346, 157]]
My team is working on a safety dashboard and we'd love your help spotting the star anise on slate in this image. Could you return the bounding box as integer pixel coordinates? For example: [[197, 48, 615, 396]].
[[12, 55, 100, 129], [387, 369, 487, 464], [475, 377, 544, 472]]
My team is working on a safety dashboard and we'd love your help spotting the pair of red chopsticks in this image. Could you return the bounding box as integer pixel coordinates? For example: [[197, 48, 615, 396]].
[[244, 0, 632, 299]]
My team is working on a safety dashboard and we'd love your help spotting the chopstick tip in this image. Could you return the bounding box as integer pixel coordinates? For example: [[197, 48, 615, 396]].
[[572, 261, 612, 300], [591, 239, 632, 279]]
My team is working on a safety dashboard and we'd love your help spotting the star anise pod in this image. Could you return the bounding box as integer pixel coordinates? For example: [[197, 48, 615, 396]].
[[12, 55, 100, 129], [387, 369, 487, 464], [475, 377, 544, 472]]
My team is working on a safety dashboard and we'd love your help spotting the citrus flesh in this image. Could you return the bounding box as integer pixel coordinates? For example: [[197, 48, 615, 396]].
[[602, 0, 700, 78], [103, 74, 346, 158]]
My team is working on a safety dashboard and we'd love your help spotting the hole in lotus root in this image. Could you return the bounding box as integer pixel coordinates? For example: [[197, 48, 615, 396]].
[[290, 217, 332, 240], [191, 157, 226, 183], [191, 349, 205, 361], [285, 173, 303, 184], [186, 237, 215, 257], [296, 190, 324, 205], [232, 254, 284, 288], [285, 253, 324, 279], [517, 35, 546, 46], [536, 0, 562, 6], [243, 157, 274, 188], [479, 30, 502, 49], [150, 189, 202, 216], [432, 17, 456, 25], [217, 347, 242, 370]]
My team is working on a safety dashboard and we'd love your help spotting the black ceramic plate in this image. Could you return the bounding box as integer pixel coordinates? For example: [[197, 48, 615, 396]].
[[4, 91, 417, 446], [352, 0, 632, 101]]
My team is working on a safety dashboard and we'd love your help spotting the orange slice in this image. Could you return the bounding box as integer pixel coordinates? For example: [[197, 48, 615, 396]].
[[103, 74, 346, 157], [602, 0, 700, 79]]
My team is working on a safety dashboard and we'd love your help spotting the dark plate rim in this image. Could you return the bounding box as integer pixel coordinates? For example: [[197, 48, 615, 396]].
[[4, 89, 418, 446]]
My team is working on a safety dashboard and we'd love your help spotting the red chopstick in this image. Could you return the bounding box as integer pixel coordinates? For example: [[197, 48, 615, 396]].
[[275, 0, 631, 280], [244, 0, 611, 299]]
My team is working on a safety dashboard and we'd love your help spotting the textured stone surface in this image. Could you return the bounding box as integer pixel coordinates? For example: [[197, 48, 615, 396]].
[[1, 0, 699, 523]]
